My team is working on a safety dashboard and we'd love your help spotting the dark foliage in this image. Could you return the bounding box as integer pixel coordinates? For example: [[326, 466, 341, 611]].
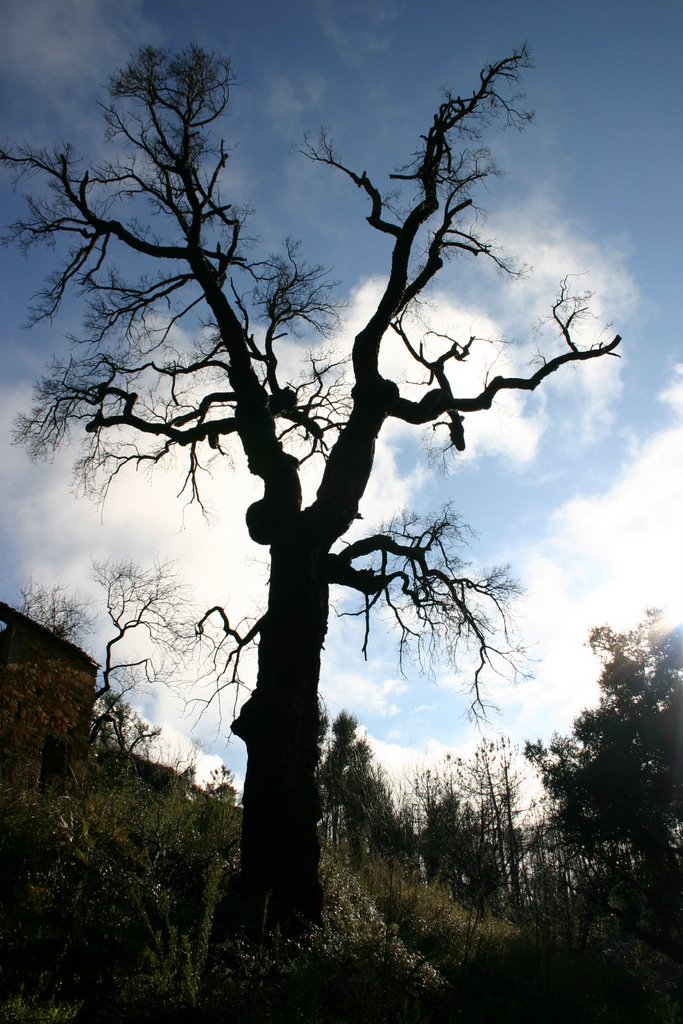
[[527, 612, 683, 962], [0, 745, 239, 1019], [1, 691, 681, 1022], [317, 711, 409, 862]]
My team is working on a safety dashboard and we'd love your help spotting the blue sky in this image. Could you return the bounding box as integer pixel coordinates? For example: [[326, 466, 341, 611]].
[[1, 0, 681, 784]]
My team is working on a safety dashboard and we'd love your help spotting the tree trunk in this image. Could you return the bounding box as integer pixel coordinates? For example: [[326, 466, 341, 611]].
[[231, 530, 329, 931]]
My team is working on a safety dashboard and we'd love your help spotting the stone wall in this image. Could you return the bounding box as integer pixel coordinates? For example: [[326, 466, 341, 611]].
[[0, 661, 94, 787], [0, 604, 97, 789]]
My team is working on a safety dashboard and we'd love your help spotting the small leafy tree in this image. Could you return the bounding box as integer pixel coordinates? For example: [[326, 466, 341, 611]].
[[2, 44, 621, 928], [527, 613, 683, 961], [318, 711, 401, 861]]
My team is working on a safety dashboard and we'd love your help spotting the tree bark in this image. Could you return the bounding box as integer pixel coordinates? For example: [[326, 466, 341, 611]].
[[231, 527, 329, 930]]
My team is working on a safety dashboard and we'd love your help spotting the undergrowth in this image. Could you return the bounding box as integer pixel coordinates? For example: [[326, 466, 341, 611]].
[[0, 770, 679, 1023]]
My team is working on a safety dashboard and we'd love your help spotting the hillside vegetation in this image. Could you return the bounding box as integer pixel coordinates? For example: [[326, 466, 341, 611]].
[[1, 693, 679, 1023]]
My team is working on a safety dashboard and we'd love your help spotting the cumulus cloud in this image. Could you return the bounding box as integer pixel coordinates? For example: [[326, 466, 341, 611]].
[[0, 377, 265, 765], [355, 418, 432, 526], [495, 363, 683, 735], [340, 276, 547, 469], [319, 330, 678, 780], [362, 730, 483, 784], [323, 671, 406, 718], [372, 357, 679, 768], [129, 713, 235, 789], [1, 394, 262, 607], [320, 618, 410, 720], [340, 203, 634, 474], [482, 194, 636, 441], [493, 196, 637, 329]]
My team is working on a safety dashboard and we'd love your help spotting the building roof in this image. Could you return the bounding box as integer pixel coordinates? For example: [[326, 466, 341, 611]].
[[0, 600, 99, 670]]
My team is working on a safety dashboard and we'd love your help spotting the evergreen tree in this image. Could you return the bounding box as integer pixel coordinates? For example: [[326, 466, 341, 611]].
[[527, 613, 683, 961]]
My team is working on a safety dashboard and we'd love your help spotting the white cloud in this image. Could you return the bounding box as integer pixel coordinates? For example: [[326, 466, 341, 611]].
[[356, 419, 432, 526], [341, 277, 546, 470], [316, 0, 400, 64], [363, 730, 483, 785], [340, 214, 633, 474], [135, 714, 233, 789], [345, 365, 683, 774], [320, 655, 408, 720], [267, 72, 328, 122], [503, 364, 683, 734], [494, 197, 637, 331], [0, 377, 266, 766], [485, 194, 636, 442], [1, 0, 151, 87], [400, 291, 546, 466]]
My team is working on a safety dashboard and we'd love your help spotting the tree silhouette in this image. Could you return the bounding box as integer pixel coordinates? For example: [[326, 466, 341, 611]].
[[19, 578, 96, 645], [416, 740, 525, 917], [527, 613, 683, 961], [318, 711, 401, 861], [2, 44, 621, 929]]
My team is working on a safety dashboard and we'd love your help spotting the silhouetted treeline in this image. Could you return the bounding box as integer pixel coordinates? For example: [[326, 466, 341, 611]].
[[0, 615, 680, 1021], [318, 614, 682, 973]]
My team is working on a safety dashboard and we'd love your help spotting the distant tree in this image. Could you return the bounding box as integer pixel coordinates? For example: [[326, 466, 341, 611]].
[[527, 613, 683, 961], [203, 763, 238, 804], [521, 808, 598, 953], [91, 690, 162, 759], [318, 710, 400, 861], [84, 558, 194, 783], [18, 561, 191, 752], [414, 763, 466, 891], [417, 740, 525, 916], [19, 578, 96, 646], [90, 557, 192, 701], [2, 44, 621, 929]]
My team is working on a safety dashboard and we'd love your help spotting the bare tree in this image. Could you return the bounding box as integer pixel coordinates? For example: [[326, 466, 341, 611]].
[[88, 557, 193, 744], [2, 44, 620, 929], [20, 578, 96, 645], [91, 557, 192, 700], [18, 560, 192, 761]]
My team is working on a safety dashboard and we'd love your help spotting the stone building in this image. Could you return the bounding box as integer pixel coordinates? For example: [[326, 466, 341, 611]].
[[0, 601, 98, 788]]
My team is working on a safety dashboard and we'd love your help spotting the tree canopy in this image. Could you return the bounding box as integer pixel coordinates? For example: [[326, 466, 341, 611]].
[[527, 613, 683, 961]]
